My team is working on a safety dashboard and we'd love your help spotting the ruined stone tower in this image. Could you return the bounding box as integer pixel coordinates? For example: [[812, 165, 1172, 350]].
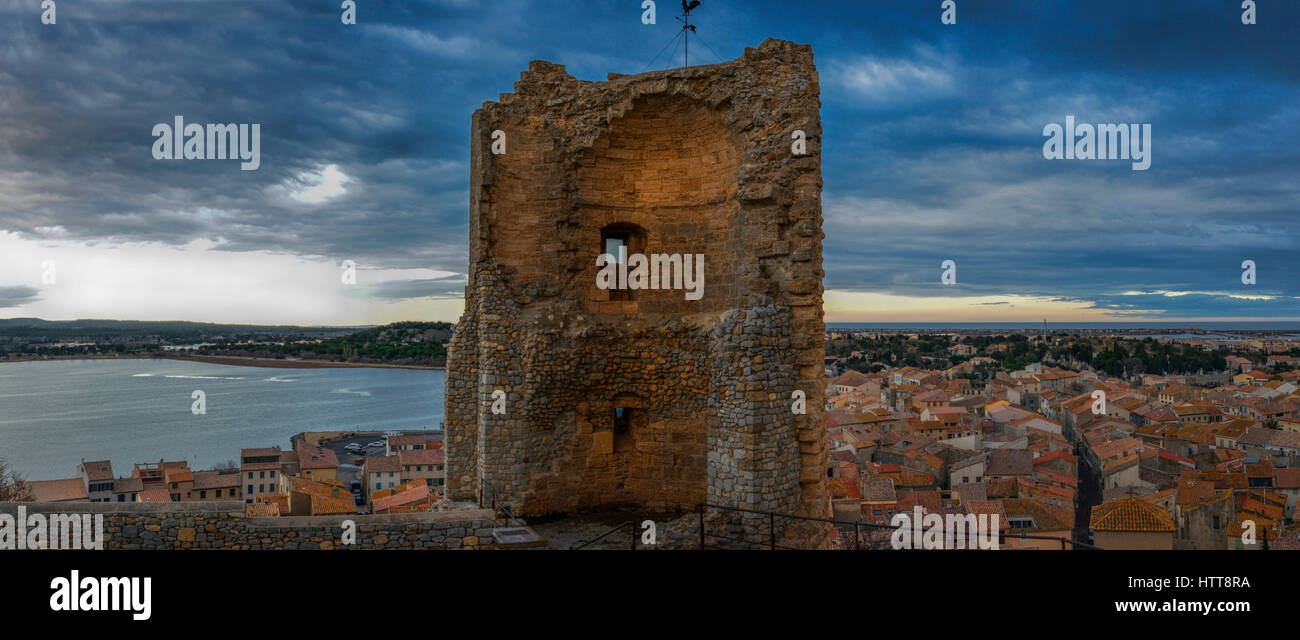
[[445, 39, 828, 543]]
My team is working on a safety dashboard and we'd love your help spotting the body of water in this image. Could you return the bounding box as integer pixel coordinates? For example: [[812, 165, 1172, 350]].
[[0, 359, 443, 481], [827, 321, 1300, 333]]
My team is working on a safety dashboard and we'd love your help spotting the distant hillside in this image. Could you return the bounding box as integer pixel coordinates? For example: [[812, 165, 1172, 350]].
[[0, 319, 454, 367], [0, 318, 365, 341], [202, 321, 453, 366]]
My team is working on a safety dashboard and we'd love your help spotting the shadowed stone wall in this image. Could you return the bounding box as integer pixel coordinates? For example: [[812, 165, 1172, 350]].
[[445, 38, 829, 546], [1, 502, 499, 550]]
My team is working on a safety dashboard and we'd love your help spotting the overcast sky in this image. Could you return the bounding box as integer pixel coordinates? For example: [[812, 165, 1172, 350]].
[[1, 0, 1297, 325]]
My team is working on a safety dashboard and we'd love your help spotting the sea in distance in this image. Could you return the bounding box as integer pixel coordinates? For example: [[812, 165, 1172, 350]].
[[0, 358, 443, 481], [827, 321, 1300, 338]]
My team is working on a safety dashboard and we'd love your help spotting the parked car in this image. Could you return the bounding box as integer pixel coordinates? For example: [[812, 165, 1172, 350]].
[[344, 443, 362, 450], [366, 441, 384, 448]]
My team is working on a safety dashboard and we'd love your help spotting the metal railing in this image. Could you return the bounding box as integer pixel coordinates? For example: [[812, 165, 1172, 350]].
[[572, 520, 638, 550], [478, 479, 524, 528], [699, 503, 896, 550]]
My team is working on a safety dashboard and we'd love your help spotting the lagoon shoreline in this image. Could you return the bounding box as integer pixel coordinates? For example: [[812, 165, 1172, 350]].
[[0, 354, 444, 370]]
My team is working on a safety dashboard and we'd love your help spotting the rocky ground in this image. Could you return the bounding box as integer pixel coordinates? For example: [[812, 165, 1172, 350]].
[[530, 511, 687, 549]]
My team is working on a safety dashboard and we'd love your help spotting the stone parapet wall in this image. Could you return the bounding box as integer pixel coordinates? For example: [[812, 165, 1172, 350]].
[[0, 502, 499, 550]]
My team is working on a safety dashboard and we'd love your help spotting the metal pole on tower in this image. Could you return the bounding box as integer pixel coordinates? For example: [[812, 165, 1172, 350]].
[[679, 1, 700, 67]]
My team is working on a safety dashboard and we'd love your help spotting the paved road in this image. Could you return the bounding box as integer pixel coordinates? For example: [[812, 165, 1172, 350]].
[[322, 435, 387, 467]]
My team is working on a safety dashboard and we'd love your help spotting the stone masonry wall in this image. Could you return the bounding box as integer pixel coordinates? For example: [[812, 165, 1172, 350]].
[[446, 38, 829, 547], [1, 502, 499, 550]]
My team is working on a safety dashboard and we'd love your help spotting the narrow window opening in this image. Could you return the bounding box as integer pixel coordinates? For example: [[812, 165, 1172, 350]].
[[613, 406, 637, 452], [599, 224, 645, 303], [602, 231, 631, 301]]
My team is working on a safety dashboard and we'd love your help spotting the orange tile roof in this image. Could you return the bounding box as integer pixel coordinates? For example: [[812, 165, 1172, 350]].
[[371, 480, 431, 513], [310, 493, 357, 515], [1180, 468, 1248, 490], [860, 477, 897, 503], [882, 470, 934, 488], [965, 500, 1009, 530], [834, 461, 862, 500], [245, 502, 280, 517], [1002, 498, 1072, 531], [254, 494, 288, 515], [1176, 477, 1217, 506], [27, 478, 89, 502], [284, 475, 349, 500], [1274, 468, 1300, 490], [363, 455, 401, 474], [1090, 497, 1175, 533], [386, 435, 431, 446], [192, 470, 240, 490], [895, 490, 942, 515], [297, 445, 339, 470], [1033, 450, 1077, 466], [1035, 469, 1077, 488], [137, 488, 173, 503], [397, 448, 445, 466], [1139, 448, 1194, 466], [241, 447, 282, 458], [163, 465, 194, 484], [827, 477, 854, 501], [80, 460, 114, 482], [986, 477, 1020, 498]]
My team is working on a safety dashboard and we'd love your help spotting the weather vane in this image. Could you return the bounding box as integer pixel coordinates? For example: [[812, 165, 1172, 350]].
[[679, 1, 701, 67], [642, 0, 708, 71]]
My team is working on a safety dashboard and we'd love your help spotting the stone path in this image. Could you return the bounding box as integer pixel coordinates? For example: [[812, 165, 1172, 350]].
[[530, 511, 680, 550]]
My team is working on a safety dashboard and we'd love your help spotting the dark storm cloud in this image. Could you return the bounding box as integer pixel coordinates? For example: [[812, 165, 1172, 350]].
[[810, 0, 1300, 317], [0, 286, 40, 308], [0, 0, 501, 274], [1, 0, 1297, 317], [359, 276, 467, 302]]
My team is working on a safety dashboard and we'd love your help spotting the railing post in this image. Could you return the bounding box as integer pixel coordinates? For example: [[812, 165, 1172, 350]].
[[855, 523, 861, 550], [769, 513, 776, 550], [698, 503, 705, 550]]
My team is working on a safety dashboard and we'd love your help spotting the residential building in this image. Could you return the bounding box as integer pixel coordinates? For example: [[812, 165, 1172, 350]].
[[398, 448, 446, 490], [112, 477, 142, 503], [191, 470, 242, 501], [363, 455, 402, 500], [240, 447, 283, 504], [1090, 496, 1176, 549], [297, 445, 340, 483], [77, 459, 115, 502]]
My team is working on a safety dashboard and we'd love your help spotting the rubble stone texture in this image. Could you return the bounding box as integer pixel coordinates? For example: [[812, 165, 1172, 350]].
[[0, 502, 500, 550], [445, 39, 829, 547]]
